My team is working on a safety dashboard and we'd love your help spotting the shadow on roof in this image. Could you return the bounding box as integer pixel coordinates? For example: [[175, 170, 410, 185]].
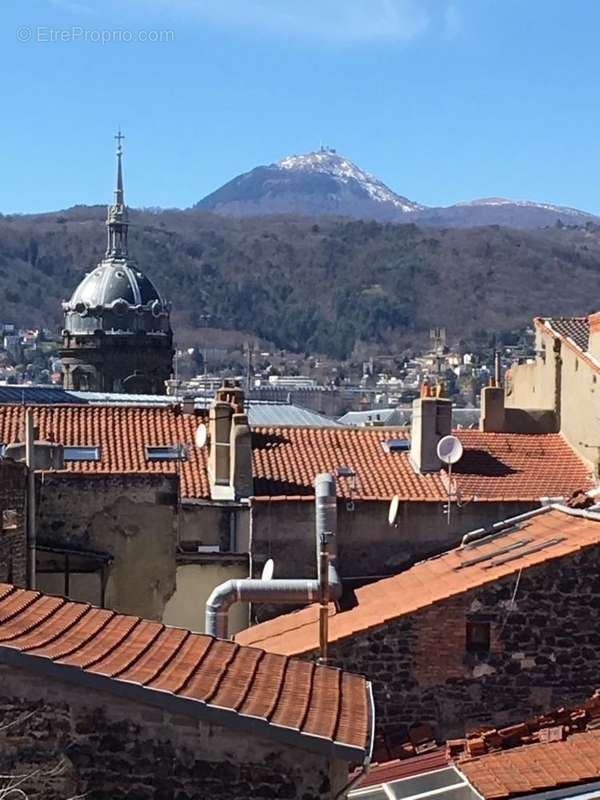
[[253, 477, 313, 497], [452, 449, 518, 477], [251, 431, 290, 450]]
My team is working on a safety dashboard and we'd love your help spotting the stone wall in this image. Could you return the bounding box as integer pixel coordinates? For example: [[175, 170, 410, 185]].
[[323, 545, 600, 741], [0, 459, 27, 587], [0, 664, 343, 800]]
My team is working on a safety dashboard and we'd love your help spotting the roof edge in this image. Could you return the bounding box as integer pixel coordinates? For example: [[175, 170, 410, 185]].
[[0, 644, 368, 763]]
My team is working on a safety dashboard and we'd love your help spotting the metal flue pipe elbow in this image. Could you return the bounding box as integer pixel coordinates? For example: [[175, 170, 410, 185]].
[[205, 579, 320, 640], [204, 471, 343, 640]]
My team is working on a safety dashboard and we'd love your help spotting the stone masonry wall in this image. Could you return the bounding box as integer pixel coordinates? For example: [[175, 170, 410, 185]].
[[325, 545, 600, 741], [0, 459, 27, 587], [0, 664, 345, 800]]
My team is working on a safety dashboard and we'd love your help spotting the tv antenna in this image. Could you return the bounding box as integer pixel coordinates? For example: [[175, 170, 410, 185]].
[[437, 435, 464, 525]]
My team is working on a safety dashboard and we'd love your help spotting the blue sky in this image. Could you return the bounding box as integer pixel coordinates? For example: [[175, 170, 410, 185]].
[[2, 0, 600, 214]]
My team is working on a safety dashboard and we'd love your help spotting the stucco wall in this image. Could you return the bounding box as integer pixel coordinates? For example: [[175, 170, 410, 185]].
[[557, 343, 600, 472], [0, 663, 344, 799], [36, 473, 178, 620], [251, 498, 537, 582], [163, 560, 249, 634], [506, 328, 600, 472], [506, 328, 558, 411]]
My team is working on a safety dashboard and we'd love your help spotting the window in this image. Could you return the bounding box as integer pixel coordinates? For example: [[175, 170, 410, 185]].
[[381, 439, 411, 454], [64, 446, 100, 461], [466, 620, 490, 655], [2, 510, 17, 531], [145, 445, 187, 461]]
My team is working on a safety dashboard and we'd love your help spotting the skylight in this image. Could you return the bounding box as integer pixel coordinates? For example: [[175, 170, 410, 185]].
[[145, 445, 187, 461], [381, 439, 411, 454], [63, 446, 100, 461]]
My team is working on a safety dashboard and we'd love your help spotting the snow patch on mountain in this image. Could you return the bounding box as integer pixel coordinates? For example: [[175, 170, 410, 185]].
[[276, 148, 422, 212], [455, 197, 595, 218]]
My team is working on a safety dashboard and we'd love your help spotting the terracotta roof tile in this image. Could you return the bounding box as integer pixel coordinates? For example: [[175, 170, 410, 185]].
[[543, 316, 590, 352], [460, 731, 600, 799], [0, 584, 371, 760], [0, 405, 592, 502], [236, 506, 600, 656]]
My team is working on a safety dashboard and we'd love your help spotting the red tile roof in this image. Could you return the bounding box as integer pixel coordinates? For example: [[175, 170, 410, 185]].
[[251, 426, 591, 502], [0, 583, 372, 761], [454, 691, 600, 798], [236, 505, 600, 655], [460, 730, 600, 799], [0, 405, 592, 502], [536, 316, 600, 375], [0, 404, 210, 499], [541, 316, 590, 352]]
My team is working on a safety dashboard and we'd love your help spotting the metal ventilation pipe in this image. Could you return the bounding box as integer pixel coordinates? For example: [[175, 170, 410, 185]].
[[205, 472, 342, 639]]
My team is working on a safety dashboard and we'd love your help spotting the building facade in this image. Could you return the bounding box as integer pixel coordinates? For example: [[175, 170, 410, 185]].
[[60, 133, 173, 394]]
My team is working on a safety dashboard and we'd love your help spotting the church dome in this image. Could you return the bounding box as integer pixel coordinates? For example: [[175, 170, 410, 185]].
[[61, 132, 171, 338], [68, 258, 163, 310]]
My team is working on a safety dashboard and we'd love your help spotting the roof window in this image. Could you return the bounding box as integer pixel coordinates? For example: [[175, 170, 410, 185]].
[[64, 446, 100, 461], [145, 445, 187, 461], [381, 439, 411, 454]]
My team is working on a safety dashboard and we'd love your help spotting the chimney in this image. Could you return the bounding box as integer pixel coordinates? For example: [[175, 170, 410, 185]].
[[230, 412, 253, 499], [409, 384, 452, 473], [208, 380, 251, 501], [480, 383, 505, 432], [588, 312, 600, 360]]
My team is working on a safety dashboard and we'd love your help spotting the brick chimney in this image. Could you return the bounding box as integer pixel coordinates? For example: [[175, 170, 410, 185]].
[[208, 381, 253, 500], [588, 312, 600, 360], [409, 382, 452, 473]]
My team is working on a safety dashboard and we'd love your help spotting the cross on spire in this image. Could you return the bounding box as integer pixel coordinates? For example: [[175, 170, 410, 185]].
[[115, 129, 125, 154], [106, 130, 129, 258]]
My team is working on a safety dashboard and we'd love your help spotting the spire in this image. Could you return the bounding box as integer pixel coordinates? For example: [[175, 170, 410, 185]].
[[106, 129, 129, 258], [115, 129, 125, 206]]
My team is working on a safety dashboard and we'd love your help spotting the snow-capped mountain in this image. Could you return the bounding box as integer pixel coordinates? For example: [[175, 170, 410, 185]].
[[196, 148, 421, 220], [196, 150, 598, 228], [276, 149, 422, 213]]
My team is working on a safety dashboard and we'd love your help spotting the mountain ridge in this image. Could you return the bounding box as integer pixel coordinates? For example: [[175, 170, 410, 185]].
[[2, 206, 600, 359], [196, 148, 598, 229]]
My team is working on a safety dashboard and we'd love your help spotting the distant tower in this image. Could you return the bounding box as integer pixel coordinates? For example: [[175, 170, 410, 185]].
[[60, 132, 173, 394]]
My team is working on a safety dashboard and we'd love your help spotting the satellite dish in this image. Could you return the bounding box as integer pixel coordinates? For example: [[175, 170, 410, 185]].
[[195, 423, 208, 448], [388, 494, 400, 526], [437, 435, 464, 465], [261, 558, 274, 581]]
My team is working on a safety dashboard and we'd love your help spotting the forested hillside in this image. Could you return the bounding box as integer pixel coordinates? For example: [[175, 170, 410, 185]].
[[1, 206, 600, 358]]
